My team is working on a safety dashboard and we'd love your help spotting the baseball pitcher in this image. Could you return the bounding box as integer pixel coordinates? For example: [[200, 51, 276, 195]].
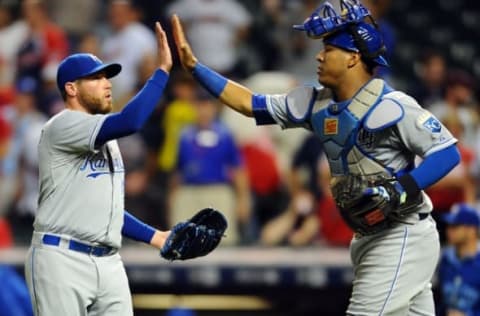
[[24, 21, 226, 316]]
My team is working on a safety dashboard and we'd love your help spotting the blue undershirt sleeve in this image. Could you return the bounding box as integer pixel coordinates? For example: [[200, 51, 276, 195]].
[[121, 210, 156, 244], [252, 94, 276, 125], [410, 144, 460, 190], [95, 69, 169, 147]]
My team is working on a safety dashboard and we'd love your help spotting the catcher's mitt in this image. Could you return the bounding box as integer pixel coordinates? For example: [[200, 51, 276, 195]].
[[160, 208, 227, 261], [331, 174, 420, 236]]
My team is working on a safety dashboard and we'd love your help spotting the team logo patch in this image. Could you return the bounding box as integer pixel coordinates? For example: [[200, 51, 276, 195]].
[[422, 116, 441, 133], [324, 118, 338, 135]]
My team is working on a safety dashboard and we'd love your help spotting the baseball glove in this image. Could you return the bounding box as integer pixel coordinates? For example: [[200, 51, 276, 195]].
[[160, 208, 227, 261], [331, 174, 419, 235]]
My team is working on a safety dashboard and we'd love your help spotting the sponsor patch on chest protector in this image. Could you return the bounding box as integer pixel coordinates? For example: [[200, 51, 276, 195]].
[[324, 118, 338, 135]]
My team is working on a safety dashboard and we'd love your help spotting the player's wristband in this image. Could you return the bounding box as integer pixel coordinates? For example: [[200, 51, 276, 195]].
[[122, 211, 156, 244], [192, 62, 228, 98], [252, 94, 276, 125]]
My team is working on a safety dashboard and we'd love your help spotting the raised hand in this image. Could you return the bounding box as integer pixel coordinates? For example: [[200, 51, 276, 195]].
[[155, 21, 172, 73], [171, 14, 198, 71]]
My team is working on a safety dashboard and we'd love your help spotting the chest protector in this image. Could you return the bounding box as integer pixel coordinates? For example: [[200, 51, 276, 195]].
[[310, 79, 389, 179]]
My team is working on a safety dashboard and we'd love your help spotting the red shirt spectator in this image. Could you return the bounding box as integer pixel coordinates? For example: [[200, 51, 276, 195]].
[[0, 115, 12, 248], [317, 195, 354, 247], [427, 144, 475, 212]]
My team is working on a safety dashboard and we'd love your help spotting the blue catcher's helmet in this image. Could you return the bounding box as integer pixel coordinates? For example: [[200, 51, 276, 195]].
[[293, 0, 388, 67]]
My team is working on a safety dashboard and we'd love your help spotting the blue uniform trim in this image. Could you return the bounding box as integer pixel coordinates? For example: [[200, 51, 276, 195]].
[[383, 82, 395, 94], [95, 69, 169, 147], [394, 162, 415, 178], [31, 247, 39, 316], [410, 145, 460, 189], [42, 234, 115, 256], [192, 62, 228, 98], [379, 226, 409, 315], [42, 234, 60, 245], [122, 211, 156, 244], [252, 94, 276, 125]]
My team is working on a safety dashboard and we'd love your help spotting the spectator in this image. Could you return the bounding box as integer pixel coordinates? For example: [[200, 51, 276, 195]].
[[260, 134, 325, 247], [16, 0, 69, 92], [131, 72, 199, 230], [221, 72, 300, 241], [3, 77, 47, 245], [101, 0, 157, 106], [0, 114, 12, 247], [408, 50, 447, 108], [0, 0, 28, 106], [247, 0, 285, 72], [47, 0, 101, 51], [438, 203, 480, 316], [156, 72, 197, 174], [429, 69, 478, 148], [363, 0, 395, 80], [426, 114, 476, 244], [241, 137, 289, 242], [37, 58, 63, 116], [279, 0, 324, 84], [316, 153, 354, 247], [169, 91, 250, 245], [167, 0, 252, 78]]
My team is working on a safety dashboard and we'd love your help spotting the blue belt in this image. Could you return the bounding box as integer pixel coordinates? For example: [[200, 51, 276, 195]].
[[42, 234, 115, 257]]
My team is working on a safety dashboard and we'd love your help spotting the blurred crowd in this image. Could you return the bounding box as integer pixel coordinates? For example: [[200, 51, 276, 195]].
[[0, 0, 480, 251]]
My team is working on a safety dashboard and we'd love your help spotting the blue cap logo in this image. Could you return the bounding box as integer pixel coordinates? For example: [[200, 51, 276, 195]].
[[56, 53, 121, 93]]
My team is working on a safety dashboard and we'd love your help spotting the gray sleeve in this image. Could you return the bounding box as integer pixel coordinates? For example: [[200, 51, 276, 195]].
[[394, 95, 457, 158], [45, 110, 107, 153], [265, 86, 327, 130]]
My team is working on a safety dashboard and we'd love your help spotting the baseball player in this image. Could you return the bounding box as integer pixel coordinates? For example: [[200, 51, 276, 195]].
[[24, 21, 226, 316], [439, 203, 480, 316], [171, 0, 460, 314]]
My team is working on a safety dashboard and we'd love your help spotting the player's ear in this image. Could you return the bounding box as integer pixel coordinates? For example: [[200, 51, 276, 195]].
[[64, 82, 77, 98], [347, 52, 361, 68]]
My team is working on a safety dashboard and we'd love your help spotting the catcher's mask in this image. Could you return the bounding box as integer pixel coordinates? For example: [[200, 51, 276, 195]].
[[293, 0, 388, 67]]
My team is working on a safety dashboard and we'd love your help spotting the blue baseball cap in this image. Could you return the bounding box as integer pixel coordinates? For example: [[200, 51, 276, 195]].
[[443, 203, 480, 227], [56, 53, 121, 93]]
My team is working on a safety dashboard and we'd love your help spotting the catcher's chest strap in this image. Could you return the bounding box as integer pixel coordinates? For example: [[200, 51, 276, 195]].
[[345, 78, 385, 119]]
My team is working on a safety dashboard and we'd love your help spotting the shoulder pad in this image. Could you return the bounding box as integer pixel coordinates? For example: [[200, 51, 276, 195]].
[[312, 87, 333, 113], [286, 86, 318, 123], [364, 98, 404, 132]]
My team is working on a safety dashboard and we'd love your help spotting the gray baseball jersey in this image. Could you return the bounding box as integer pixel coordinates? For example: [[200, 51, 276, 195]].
[[34, 109, 125, 248], [26, 109, 133, 316], [260, 79, 456, 315]]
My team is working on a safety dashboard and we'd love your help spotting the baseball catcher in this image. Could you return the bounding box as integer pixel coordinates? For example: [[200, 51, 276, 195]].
[[171, 0, 460, 314], [161, 208, 227, 260]]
